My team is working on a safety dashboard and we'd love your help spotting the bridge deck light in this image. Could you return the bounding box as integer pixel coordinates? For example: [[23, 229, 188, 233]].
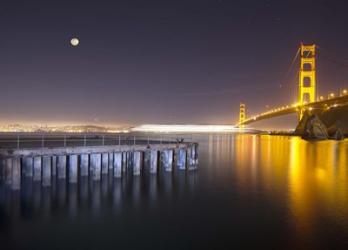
[[328, 93, 335, 99], [342, 89, 347, 96]]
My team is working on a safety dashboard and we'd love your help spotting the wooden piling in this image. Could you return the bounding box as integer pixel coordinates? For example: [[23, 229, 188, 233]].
[[42, 156, 52, 187], [80, 154, 89, 177], [90, 154, 101, 181], [177, 148, 187, 170], [33, 156, 42, 181], [57, 155, 67, 179], [113, 152, 122, 178], [12, 157, 21, 190], [102, 153, 109, 174], [23, 157, 33, 177], [133, 151, 141, 176], [69, 155, 78, 183], [150, 150, 158, 174]]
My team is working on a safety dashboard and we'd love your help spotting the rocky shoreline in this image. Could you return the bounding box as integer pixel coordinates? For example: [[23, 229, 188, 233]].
[[294, 104, 348, 140]]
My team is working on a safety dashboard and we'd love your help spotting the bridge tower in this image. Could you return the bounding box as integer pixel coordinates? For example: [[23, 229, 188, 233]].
[[298, 43, 316, 119], [239, 103, 246, 127]]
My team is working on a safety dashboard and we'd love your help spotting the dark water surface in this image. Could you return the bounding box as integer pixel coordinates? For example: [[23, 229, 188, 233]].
[[1, 134, 348, 249]]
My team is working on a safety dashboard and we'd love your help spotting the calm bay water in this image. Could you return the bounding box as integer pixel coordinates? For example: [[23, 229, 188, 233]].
[[1, 134, 348, 249]]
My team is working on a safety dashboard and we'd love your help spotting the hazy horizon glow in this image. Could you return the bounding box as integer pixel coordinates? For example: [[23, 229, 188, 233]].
[[132, 124, 252, 133]]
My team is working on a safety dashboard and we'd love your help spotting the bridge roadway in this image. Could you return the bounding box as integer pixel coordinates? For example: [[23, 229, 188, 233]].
[[239, 95, 348, 126]]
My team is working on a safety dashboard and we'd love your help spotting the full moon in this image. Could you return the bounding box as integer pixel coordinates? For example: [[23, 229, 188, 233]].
[[70, 38, 79, 46]]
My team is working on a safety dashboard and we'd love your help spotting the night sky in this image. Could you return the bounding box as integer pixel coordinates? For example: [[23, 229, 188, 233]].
[[1, 0, 348, 127]]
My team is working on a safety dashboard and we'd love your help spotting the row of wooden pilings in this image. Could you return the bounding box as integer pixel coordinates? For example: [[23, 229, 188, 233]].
[[0, 143, 198, 190]]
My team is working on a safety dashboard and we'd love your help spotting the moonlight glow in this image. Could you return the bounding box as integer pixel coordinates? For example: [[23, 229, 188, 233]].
[[70, 38, 79, 46]]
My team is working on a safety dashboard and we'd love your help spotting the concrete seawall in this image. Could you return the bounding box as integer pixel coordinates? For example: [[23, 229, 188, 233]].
[[0, 143, 198, 190]]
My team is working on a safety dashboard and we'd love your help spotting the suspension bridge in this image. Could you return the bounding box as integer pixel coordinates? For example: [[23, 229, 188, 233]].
[[237, 44, 348, 137]]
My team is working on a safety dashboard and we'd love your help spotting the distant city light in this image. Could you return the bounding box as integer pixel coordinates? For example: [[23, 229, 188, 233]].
[[0, 124, 130, 133], [328, 93, 335, 99]]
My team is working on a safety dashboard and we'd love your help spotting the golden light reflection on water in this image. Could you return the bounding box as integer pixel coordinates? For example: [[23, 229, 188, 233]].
[[205, 134, 348, 245], [286, 137, 348, 246]]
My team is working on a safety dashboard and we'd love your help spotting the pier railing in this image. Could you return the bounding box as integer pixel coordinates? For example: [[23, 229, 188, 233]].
[[0, 133, 194, 149]]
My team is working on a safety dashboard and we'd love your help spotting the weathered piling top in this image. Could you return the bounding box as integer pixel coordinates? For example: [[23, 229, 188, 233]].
[[0, 143, 194, 158], [0, 133, 198, 159]]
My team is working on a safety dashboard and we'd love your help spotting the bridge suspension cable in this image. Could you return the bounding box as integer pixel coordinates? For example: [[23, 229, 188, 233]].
[[282, 47, 300, 84], [279, 47, 301, 105], [317, 46, 348, 69]]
